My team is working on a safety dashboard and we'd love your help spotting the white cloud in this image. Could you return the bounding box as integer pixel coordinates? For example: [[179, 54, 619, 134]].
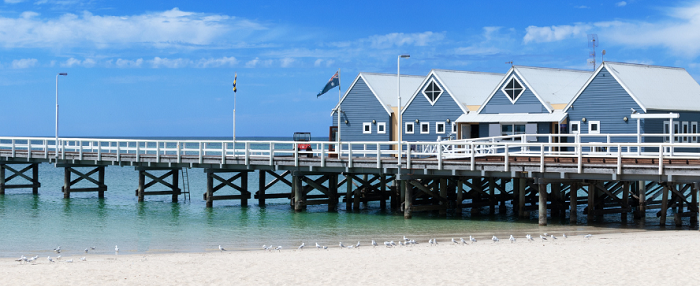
[[59, 57, 96, 67], [194, 56, 237, 68], [0, 8, 267, 49], [4, 0, 26, 4], [575, 5, 589, 9], [280, 57, 295, 68], [616, 1, 627, 7], [115, 58, 143, 68], [367, 31, 445, 49], [11, 58, 37, 68], [522, 2, 700, 57], [314, 59, 323, 67], [149, 57, 191, 68], [455, 27, 512, 56], [146, 56, 238, 68]]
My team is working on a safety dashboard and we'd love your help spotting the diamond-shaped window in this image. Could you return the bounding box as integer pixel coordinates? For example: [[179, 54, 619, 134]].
[[423, 80, 443, 104], [502, 76, 525, 103]]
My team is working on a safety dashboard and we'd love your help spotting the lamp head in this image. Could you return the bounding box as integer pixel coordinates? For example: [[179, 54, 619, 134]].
[[400, 54, 410, 58], [58, 73, 67, 76]]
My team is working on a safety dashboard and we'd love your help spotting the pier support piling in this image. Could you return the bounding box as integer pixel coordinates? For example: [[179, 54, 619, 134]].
[[538, 180, 547, 226], [403, 180, 412, 219], [202, 170, 250, 207], [518, 177, 527, 217], [0, 163, 41, 195], [622, 181, 630, 222], [135, 168, 181, 203], [660, 183, 669, 226], [60, 165, 107, 199], [570, 183, 578, 224]]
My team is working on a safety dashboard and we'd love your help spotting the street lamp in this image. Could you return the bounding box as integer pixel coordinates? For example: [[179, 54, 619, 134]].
[[56, 72, 67, 157], [397, 54, 409, 179]]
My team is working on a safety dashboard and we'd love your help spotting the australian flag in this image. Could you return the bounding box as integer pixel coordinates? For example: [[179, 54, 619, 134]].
[[317, 71, 339, 98]]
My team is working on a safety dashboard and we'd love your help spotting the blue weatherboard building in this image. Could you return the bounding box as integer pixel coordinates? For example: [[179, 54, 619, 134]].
[[401, 69, 503, 141], [331, 72, 424, 143], [564, 61, 700, 143], [456, 66, 591, 141]]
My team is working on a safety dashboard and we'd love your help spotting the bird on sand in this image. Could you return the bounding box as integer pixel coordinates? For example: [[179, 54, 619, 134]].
[[47, 256, 54, 263], [219, 245, 226, 251], [115, 245, 119, 253], [390, 241, 397, 247], [509, 235, 516, 243], [298, 243, 305, 250], [275, 246, 282, 252], [315, 243, 323, 250], [492, 236, 499, 243], [91, 246, 96, 250], [372, 240, 378, 247], [550, 235, 557, 240], [459, 238, 467, 245], [384, 241, 392, 247], [339, 242, 346, 249], [66, 259, 73, 263], [470, 236, 477, 244], [563, 233, 568, 239], [451, 238, 458, 245], [356, 241, 361, 248], [428, 239, 434, 246], [80, 257, 86, 261], [584, 234, 593, 239], [539, 235, 547, 242], [323, 246, 328, 250]]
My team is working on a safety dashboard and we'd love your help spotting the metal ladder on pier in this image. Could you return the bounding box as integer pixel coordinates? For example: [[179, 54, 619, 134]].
[[181, 168, 191, 200]]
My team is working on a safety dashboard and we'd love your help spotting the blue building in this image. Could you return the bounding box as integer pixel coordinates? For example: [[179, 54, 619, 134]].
[[456, 66, 591, 141], [401, 69, 503, 141], [331, 72, 424, 142], [564, 61, 700, 144]]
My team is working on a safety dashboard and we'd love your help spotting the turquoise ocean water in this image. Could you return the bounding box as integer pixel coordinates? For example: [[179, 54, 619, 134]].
[[0, 137, 695, 258]]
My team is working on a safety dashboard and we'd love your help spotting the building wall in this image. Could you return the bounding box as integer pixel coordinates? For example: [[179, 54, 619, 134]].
[[644, 110, 700, 145], [331, 77, 392, 145], [401, 74, 463, 141], [479, 72, 549, 114], [567, 67, 643, 143]]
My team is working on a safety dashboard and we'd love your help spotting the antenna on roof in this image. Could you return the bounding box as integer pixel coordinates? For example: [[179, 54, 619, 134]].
[[601, 49, 606, 63], [505, 61, 513, 67], [587, 34, 598, 71]]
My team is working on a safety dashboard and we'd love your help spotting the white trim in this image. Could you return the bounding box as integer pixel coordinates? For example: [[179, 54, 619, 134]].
[[564, 62, 647, 113], [673, 121, 680, 143], [476, 67, 553, 114], [692, 122, 698, 143], [682, 121, 689, 143], [405, 122, 414, 134], [588, 120, 600, 134], [420, 122, 430, 134], [377, 122, 386, 134], [570, 121, 580, 134], [421, 78, 444, 106], [500, 74, 526, 104], [664, 121, 670, 143], [363, 122, 372, 134], [476, 66, 515, 114], [512, 68, 553, 113], [402, 71, 469, 115], [436, 122, 446, 134], [451, 122, 457, 134]]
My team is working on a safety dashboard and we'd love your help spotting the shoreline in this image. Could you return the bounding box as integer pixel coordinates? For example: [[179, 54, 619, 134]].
[[2, 230, 698, 285]]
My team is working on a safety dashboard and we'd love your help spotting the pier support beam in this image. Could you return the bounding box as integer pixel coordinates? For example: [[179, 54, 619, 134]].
[[622, 182, 630, 222], [202, 170, 250, 207], [439, 178, 447, 216], [637, 181, 646, 219], [538, 181, 547, 226], [136, 168, 180, 203], [518, 177, 527, 217], [456, 178, 464, 215], [254, 170, 292, 207], [293, 175, 303, 212], [403, 180, 412, 219], [0, 163, 41, 195], [329, 174, 339, 211], [61, 165, 107, 199], [587, 183, 595, 222], [570, 183, 578, 224], [660, 183, 669, 226], [346, 175, 352, 211]]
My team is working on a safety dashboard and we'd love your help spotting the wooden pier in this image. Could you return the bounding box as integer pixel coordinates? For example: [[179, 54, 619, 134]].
[[0, 135, 699, 228]]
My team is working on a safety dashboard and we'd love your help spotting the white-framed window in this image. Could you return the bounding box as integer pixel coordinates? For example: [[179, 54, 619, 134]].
[[683, 121, 689, 143], [420, 122, 430, 134], [674, 122, 680, 143], [570, 121, 580, 134], [501, 124, 526, 137], [436, 122, 445, 134], [363, 122, 372, 134], [664, 121, 670, 143], [501, 75, 526, 103], [451, 122, 457, 134], [692, 122, 698, 143], [588, 121, 600, 134], [405, 122, 414, 134], [422, 79, 443, 105], [377, 122, 386, 134]]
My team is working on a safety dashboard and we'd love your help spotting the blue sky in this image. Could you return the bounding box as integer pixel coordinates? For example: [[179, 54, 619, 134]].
[[1, 0, 700, 137]]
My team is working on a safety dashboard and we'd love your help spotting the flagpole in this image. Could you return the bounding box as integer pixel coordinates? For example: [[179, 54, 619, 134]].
[[233, 73, 237, 150], [338, 68, 341, 158]]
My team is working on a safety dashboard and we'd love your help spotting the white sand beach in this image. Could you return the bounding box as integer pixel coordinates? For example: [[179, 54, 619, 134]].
[[1, 230, 698, 286]]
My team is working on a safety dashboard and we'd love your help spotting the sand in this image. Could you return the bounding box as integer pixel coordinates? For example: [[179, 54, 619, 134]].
[[1, 230, 698, 286]]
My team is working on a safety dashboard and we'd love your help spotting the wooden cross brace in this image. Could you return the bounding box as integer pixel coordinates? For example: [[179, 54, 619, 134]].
[[4, 164, 34, 183], [263, 170, 291, 191], [211, 172, 248, 194], [409, 180, 448, 202], [301, 175, 330, 196], [142, 170, 179, 191], [68, 167, 102, 187]]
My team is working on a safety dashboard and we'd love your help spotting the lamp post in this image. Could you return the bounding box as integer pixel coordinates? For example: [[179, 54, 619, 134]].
[[397, 54, 409, 179], [56, 72, 67, 158]]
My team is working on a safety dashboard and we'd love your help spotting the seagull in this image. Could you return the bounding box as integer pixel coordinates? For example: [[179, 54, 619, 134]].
[[323, 246, 328, 250], [66, 259, 73, 263], [492, 236, 499, 243], [543, 233, 549, 237], [509, 235, 516, 243], [91, 246, 96, 250], [339, 242, 346, 249], [398, 241, 405, 246], [27, 257, 36, 263], [550, 235, 557, 240], [56, 255, 62, 261], [460, 238, 467, 245], [540, 235, 547, 242], [275, 246, 282, 252], [434, 239, 438, 245], [115, 245, 119, 253], [84, 248, 89, 254], [80, 257, 86, 261], [451, 238, 458, 245], [584, 234, 592, 239], [384, 241, 392, 247], [403, 236, 410, 242], [428, 239, 434, 246], [315, 243, 322, 249], [219, 245, 226, 251], [372, 240, 378, 247], [526, 234, 534, 242], [563, 233, 568, 239], [410, 239, 418, 245], [298, 243, 305, 250], [356, 241, 361, 248], [15, 256, 26, 264], [390, 241, 397, 247], [470, 236, 477, 243], [47, 256, 54, 263], [54, 246, 61, 254], [347, 245, 354, 249]]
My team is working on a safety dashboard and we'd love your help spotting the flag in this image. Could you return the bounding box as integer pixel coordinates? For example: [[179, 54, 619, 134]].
[[233, 73, 237, 93], [316, 71, 339, 98]]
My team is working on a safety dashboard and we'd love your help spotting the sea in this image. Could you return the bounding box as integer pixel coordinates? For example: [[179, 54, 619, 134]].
[[0, 136, 696, 258]]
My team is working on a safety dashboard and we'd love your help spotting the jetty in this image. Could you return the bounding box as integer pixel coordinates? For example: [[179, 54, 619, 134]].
[[0, 133, 698, 227]]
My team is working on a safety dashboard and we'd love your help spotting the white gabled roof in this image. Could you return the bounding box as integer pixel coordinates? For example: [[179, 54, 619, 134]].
[[331, 73, 424, 116], [402, 69, 504, 115], [477, 66, 591, 114]]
